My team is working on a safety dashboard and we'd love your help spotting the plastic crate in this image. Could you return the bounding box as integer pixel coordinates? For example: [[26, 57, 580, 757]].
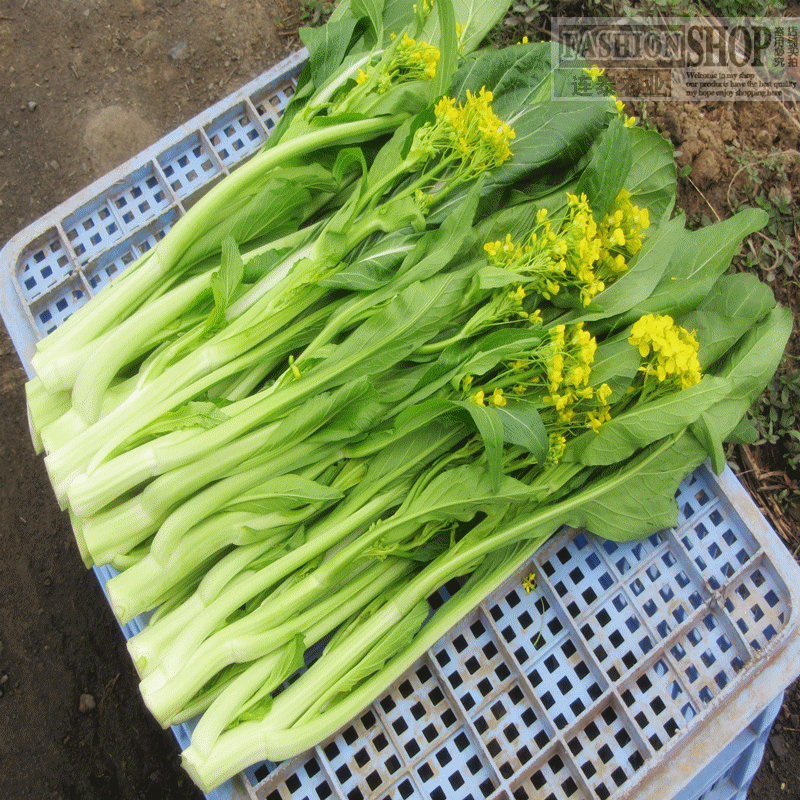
[[2, 50, 799, 800]]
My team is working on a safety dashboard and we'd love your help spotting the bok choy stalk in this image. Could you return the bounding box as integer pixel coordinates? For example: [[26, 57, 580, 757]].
[[124, 415, 469, 671], [28, 0, 477, 400], [180, 298, 791, 788], [44, 79, 519, 510], [90, 170, 652, 615], [135, 269, 756, 730], [136, 450, 547, 725]]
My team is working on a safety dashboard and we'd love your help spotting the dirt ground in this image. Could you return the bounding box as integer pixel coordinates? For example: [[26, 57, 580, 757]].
[[0, 1, 798, 798]]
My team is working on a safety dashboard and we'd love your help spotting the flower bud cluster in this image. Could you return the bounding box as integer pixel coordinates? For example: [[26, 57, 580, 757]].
[[540, 324, 611, 435], [404, 87, 516, 209], [462, 322, 614, 467], [628, 314, 702, 391], [356, 32, 440, 93], [483, 189, 651, 308], [427, 88, 516, 175]]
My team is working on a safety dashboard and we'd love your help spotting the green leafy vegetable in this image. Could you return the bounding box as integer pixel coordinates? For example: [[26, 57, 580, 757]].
[[21, 2, 791, 791]]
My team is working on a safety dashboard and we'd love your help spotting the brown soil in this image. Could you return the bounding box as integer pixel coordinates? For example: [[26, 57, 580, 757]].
[[0, 1, 798, 798]]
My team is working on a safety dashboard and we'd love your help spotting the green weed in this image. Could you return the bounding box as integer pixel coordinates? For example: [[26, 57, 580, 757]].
[[753, 364, 800, 474]]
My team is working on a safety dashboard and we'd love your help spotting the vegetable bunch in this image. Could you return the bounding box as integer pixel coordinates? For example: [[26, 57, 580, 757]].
[[24, 0, 791, 791]]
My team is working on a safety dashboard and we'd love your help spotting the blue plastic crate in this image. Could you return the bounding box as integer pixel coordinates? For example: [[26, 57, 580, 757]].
[[2, 49, 799, 800]]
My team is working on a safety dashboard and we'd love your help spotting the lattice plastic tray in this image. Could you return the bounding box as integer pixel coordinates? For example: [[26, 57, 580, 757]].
[[2, 50, 799, 800], [162, 464, 791, 800]]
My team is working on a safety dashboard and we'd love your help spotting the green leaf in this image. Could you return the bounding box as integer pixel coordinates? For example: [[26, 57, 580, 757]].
[[352, 417, 464, 501], [693, 306, 792, 449], [450, 0, 514, 55], [351, 0, 384, 42], [449, 43, 553, 116], [488, 100, 607, 190], [227, 475, 344, 514], [431, 0, 458, 101], [624, 127, 677, 226], [367, 118, 414, 190], [576, 117, 632, 221], [401, 461, 536, 524], [681, 272, 776, 369], [389, 175, 484, 284], [452, 400, 504, 487], [401, 103, 436, 160], [369, 193, 427, 234], [315, 385, 385, 443], [613, 209, 769, 328], [365, 82, 434, 117], [233, 635, 306, 725], [243, 247, 294, 283], [568, 376, 730, 466], [178, 170, 325, 269], [332, 146, 369, 187], [455, 329, 547, 382], [311, 271, 471, 393], [203, 237, 245, 337], [260, 377, 378, 452], [322, 230, 419, 291], [495, 403, 548, 464], [689, 413, 726, 474], [566, 432, 709, 542], [126, 400, 230, 450], [310, 600, 429, 716], [392, 397, 463, 438], [668, 209, 768, 283], [300, 16, 364, 90]]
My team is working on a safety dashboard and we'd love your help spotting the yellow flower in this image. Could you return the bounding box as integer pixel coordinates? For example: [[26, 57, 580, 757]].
[[628, 314, 702, 390], [472, 390, 485, 406], [583, 65, 605, 82], [490, 387, 507, 407], [586, 412, 603, 432], [624, 115, 637, 128], [522, 572, 536, 593], [432, 88, 515, 171], [356, 69, 368, 85]]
